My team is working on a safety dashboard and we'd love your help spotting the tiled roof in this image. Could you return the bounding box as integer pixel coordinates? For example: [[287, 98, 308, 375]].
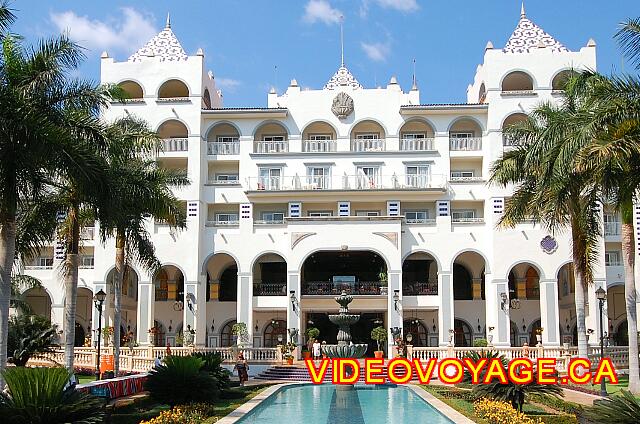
[[503, 12, 568, 54], [324, 65, 363, 90], [128, 25, 188, 62]]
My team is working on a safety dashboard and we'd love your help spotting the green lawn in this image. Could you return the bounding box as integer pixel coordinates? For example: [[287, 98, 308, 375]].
[[567, 374, 629, 395], [107, 384, 272, 424], [78, 375, 95, 384]]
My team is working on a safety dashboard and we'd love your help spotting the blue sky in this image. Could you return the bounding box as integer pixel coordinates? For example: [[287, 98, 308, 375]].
[[12, 0, 639, 107]]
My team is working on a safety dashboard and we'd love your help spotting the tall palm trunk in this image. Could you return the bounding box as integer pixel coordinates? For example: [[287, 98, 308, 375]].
[[572, 227, 589, 358], [63, 202, 80, 371], [113, 230, 125, 376], [0, 214, 17, 387], [620, 199, 639, 393]]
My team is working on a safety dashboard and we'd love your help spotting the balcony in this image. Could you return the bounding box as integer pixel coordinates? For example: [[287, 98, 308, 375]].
[[80, 227, 95, 240], [449, 137, 482, 151], [254, 219, 285, 226], [245, 174, 446, 192], [205, 219, 239, 227], [502, 134, 524, 147], [604, 221, 621, 236], [253, 282, 287, 296], [162, 138, 188, 152], [254, 141, 288, 154], [452, 217, 485, 224], [400, 138, 435, 151], [404, 218, 436, 225], [302, 281, 386, 296], [403, 281, 438, 296], [303, 139, 337, 153], [351, 139, 385, 152], [24, 265, 53, 270], [207, 178, 240, 186], [207, 141, 239, 155], [449, 176, 485, 183]]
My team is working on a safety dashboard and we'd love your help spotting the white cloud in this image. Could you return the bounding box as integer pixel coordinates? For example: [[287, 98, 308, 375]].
[[50, 8, 157, 55], [303, 0, 343, 25], [361, 41, 390, 62], [216, 77, 242, 92], [360, 0, 419, 17]]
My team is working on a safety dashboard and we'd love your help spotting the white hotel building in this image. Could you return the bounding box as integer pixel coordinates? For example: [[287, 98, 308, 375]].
[[19, 9, 640, 356]]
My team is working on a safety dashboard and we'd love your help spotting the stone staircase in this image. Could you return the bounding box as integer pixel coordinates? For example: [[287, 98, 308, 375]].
[[255, 364, 422, 382]]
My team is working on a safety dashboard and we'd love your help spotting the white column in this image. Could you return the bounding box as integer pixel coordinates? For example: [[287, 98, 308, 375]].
[[194, 274, 207, 346], [485, 275, 511, 347], [183, 279, 203, 345], [539, 279, 560, 346], [136, 281, 154, 345], [236, 271, 253, 344], [387, 270, 402, 358], [438, 271, 454, 346], [286, 271, 302, 351]]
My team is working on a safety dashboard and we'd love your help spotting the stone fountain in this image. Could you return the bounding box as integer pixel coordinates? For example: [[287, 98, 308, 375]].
[[322, 291, 368, 359]]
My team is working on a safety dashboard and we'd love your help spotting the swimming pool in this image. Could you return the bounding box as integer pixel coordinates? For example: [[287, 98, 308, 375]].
[[235, 384, 454, 424]]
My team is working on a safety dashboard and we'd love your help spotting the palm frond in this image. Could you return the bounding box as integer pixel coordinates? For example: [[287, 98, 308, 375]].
[[616, 17, 640, 70]]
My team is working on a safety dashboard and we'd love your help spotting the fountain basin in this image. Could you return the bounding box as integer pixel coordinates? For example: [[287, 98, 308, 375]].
[[322, 344, 368, 358]]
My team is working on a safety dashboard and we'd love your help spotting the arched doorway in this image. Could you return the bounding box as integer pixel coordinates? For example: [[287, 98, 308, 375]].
[[507, 262, 542, 347], [253, 253, 287, 296], [204, 253, 238, 347], [402, 252, 438, 296], [153, 265, 184, 346], [263, 319, 286, 347], [220, 320, 236, 347], [454, 319, 473, 347], [403, 319, 428, 347], [452, 251, 486, 346], [23, 287, 52, 320]]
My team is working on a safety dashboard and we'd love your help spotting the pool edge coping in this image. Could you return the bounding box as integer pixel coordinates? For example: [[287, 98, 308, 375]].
[[217, 382, 476, 424], [407, 384, 477, 424]]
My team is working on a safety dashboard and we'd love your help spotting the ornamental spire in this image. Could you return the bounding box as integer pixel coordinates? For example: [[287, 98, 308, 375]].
[[166, 12, 171, 29], [339, 15, 345, 66], [521, 1, 526, 18]]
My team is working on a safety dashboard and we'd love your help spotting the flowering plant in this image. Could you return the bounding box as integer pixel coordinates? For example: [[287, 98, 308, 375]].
[[139, 403, 214, 424], [474, 399, 543, 424], [280, 341, 297, 360]]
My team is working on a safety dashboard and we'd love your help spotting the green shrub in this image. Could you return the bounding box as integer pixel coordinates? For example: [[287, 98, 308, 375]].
[[582, 390, 640, 424], [371, 326, 387, 351], [528, 394, 583, 416], [145, 355, 220, 406], [7, 314, 58, 366], [191, 352, 231, 391], [305, 327, 320, 342], [473, 338, 489, 347], [0, 367, 105, 423], [525, 414, 577, 424], [219, 388, 247, 400]]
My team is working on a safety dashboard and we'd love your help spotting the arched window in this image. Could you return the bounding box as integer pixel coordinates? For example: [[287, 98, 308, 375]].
[[552, 70, 578, 91], [478, 83, 487, 103], [219, 265, 238, 301], [403, 319, 428, 347], [155, 269, 168, 301], [454, 319, 473, 347], [220, 320, 236, 347], [614, 320, 628, 346], [453, 264, 473, 300], [263, 319, 286, 347], [203, 88, 212, 109], [118, 80, 143, 99], [525, 267, 539, 299], [158, 79, 189, 98], [502, 71, 534, 91]]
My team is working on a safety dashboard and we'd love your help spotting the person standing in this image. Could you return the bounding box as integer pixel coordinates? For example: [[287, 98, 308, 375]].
[[312, 339, 321, 360], [234, 353, 249, 386]]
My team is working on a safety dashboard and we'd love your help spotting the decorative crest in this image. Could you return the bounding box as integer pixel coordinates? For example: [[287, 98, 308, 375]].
[[331, 92, 354, 119]]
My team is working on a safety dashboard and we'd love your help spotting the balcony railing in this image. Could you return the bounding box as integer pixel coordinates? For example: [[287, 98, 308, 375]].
[[403, 281, 438, 296], [604, 221, 621, 236], [162, 138, 188, 152], [254, 219, 285, 226], [449, 137, 481, 151], [303, 139, 337, 153], [25, 265, 53, 270], [302, 281, 386, 296], [205, 220, 239, 227], [253, 282, 287, 296], [452, 217, 485, 224], [254, 140, 288, 153], [502, 134, 524, 147], [207, 178, 240, 185], [401, 138, 435, 151], [351, 139, 386, 152], [207, 141, 239, 155], [404, 218, 436, 225], [449, 176, 485, 183], [80, 227, 95, 240], [245, 174, 446, 191]]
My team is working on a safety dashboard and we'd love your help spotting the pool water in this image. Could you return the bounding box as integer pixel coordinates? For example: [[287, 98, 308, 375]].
[[236, 384, 453, 424]]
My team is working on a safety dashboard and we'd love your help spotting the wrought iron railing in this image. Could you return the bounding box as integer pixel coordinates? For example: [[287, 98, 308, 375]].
[[253, 282, 287, 296], [302, 281, 386, 295], [403, 281, 438, 296]]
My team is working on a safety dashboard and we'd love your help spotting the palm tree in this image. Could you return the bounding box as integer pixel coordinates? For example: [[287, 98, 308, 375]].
[[574, 71, 640, 393], [617, 17, 640, 70], [97, 117, 188, 375], [490, 90, 602, 358], [0, 7, 111, 382]]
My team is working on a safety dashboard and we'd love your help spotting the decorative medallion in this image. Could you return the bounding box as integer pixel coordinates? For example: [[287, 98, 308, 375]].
[[331, 92, 354, 119], [540, 235, 558, 254]]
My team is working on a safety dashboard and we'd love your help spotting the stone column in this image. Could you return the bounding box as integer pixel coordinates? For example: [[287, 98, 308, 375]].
[[387, 270, 402, 358], [539, 279, 560, 346], [136, 281, 154, 345], [438, 271, 454, 346], [472, 277, 483, 300], [183, 278, 206, 346], [485, 274, 511, 347], [236, 272, 253, 345], [286, 271, 302, 356]]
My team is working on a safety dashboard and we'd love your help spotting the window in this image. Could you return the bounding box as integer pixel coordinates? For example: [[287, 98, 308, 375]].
[[38, 257, 53, 267], [404, 210, 429, 223], [356, 210, 380, 217], [217, 136, 238, 143], [450, 132, 474, 139], [308, 211, 332, 217], [262, 135, 285, 142], [406, 165, 430, 187], [81, 256, 94, 268], [261, 212, 285, 222], [605, 251, 622, 266], [309, 134, 331, 140], [402, 133, 426, 139], [452, 209, 476, 220], [451, 170, 475, 179], [215, 174, 239, 182], [604, 213, 620, 235], [258, 167, 282, 190], [307, 166, 330, 189], [356, 166, 380, 188], [216, 213, 239, 224], [355, 133, 379, 139]]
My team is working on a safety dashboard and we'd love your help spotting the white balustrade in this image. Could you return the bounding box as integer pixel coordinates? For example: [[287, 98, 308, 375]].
[[162, 138, 188, 152], [351, 139, 386, 152], [207, 141, 240, 155], [401, 137, 435, 151], [254, 140, 288, 153], [449, 137, 482, 151], [303, 139, 337, 152], [246, 174, 446, 191]]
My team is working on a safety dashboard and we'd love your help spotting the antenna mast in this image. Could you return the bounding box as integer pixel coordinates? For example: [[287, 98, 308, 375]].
[[340, 15, 345, 66]]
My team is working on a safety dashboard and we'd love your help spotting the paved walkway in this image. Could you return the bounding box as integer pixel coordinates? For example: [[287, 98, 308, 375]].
[[560, 388, 603, 406]]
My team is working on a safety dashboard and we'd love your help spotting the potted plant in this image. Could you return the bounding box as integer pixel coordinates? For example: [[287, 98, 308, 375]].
[[304, 327, 320, 359], [280, 341, 297, 365], [371, 326, 387, 359], [232, 322, 249, 347], [378, 269, 388, 295], [102, 326, 114, 346]]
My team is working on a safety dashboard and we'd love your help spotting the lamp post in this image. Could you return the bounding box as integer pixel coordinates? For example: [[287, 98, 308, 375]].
[[94, 289, 106, 381], [595, 287, 607, 397]]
